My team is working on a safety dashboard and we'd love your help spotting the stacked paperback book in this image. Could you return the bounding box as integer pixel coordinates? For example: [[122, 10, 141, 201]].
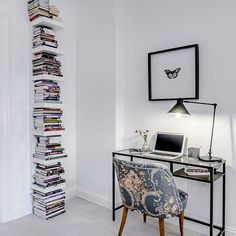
[[33, 52, 62, 76], [184, 166, 210, 176], [28, 0, 62, 22], [34, 163, 65, 188], [33, 162, 66, 219], [33, 26, 58, 49], [34, 136, 67, 162], [33, 108, 65, 132], [34, 80, 62, 104], [33, 189, 66, 219]]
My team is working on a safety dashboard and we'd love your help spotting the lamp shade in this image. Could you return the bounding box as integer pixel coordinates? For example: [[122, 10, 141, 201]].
[[168, 99, 190, 115]]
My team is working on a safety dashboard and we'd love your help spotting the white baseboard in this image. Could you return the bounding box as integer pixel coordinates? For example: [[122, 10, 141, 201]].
[[2, 185, 235, 236], [76, 188, 236, 236], [1, 187, 77, 223], [5, 205, 32, 223], [66, 187, 77, 200], [162, 216, 236, 236], [76, 188, 113, 209], [226, 226, 236, 236]]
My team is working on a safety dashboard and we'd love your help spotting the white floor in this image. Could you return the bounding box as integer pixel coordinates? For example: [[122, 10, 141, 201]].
[[0, 198, 204, 236]]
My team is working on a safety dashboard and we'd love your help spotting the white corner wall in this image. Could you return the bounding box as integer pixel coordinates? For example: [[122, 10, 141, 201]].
[[0, 14, 10, 223], [76, 0, 116, 208], [0, 2, 235, 236], [51, 0, 78, 200], [75, 1, 236, 235], [0, 1, 31, 221], [115, 0, 236, 235]]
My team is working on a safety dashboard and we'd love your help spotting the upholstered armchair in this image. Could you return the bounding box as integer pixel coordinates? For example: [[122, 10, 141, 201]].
[[113, 158, 188, 236]]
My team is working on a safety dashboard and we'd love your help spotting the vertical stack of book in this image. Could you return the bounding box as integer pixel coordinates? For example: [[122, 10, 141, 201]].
[[33, 52, 62, 76], [28, 0, 62, 22], [34, 80, 62, 104], [29, 1, 66, 220], [33, 108, 65, 132], [33, 162, 66, 219], [32, 105, 66, 219], [33, 27, 58, 49]]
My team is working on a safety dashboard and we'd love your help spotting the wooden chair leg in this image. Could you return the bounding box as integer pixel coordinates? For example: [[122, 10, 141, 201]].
[[179, 211, 184, 236], [143, 213, 147, 223], [118, 207, 129, 236], [159, 218, 165, 236]]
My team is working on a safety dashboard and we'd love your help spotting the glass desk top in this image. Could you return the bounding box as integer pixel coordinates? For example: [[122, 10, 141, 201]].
[[113, 149, 225, 170]]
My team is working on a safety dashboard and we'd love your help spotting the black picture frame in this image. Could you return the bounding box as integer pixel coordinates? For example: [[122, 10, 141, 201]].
[[148, 44, 199, 101]]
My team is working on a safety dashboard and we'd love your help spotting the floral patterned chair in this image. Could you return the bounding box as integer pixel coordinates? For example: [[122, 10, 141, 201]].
[[113, 158, 188, 236]]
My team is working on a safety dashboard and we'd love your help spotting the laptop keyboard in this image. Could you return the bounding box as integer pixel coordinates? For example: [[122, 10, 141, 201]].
[[149, 152, 177, 157]]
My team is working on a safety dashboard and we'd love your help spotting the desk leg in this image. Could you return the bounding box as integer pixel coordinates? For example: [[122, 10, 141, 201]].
[[222, 163, 226, 236], [112, 154, 115, 221], [170, 163, 173, 173], [210, 169, 214, 236]]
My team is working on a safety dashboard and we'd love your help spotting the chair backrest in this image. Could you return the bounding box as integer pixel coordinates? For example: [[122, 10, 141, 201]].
[[113, 158, 183, 218]]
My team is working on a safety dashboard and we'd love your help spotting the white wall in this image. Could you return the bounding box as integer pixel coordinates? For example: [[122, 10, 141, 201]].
[[76, 0, 116, 208], [0, 2, 235, 235], [0, 0, 31, 221], [115, 0, 236, 235], [0, 14, 10, 223], [0, 0, 77, 222], [51, 0, 78, 200]]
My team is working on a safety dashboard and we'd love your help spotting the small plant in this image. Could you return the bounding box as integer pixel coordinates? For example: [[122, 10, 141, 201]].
[[135, 130, 149, 152], [135, 130, 149, 141]]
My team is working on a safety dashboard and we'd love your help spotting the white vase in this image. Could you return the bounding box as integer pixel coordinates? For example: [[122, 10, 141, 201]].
[[142, 139, 149, 152]]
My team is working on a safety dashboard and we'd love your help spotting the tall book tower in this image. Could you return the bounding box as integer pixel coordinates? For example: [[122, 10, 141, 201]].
[[28, 0, 66, 220]]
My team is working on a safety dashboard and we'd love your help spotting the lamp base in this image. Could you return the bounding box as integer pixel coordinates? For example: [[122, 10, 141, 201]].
[[199, 155, 222, 162]]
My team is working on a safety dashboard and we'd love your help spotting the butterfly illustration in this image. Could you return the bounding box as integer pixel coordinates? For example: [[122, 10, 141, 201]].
[[164, 68, 181, 79]]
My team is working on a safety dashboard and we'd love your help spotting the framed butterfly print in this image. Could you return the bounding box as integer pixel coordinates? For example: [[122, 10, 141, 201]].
[[148, 44, 199, 101]]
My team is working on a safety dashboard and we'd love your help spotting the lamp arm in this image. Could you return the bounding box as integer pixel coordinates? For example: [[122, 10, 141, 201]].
[[208, 104, 217, 159], [183, 100, 216, 106], [183, 100, 217, 159]]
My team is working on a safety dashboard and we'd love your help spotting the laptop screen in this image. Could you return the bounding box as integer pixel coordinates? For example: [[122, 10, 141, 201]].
[[154, 133, 184, 153]]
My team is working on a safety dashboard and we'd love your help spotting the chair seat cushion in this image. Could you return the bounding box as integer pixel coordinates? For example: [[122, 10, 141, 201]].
[[178, 189, 188, 210]]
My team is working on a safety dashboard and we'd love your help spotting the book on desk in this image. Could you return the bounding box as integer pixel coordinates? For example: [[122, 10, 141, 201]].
[[184, 166, 210, 176]]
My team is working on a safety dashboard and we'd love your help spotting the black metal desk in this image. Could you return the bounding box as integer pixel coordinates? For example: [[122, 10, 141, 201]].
[[112, 149, 226, 236]]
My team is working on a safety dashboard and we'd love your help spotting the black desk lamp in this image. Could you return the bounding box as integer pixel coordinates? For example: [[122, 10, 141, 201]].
[[168, 98, 222, 162]]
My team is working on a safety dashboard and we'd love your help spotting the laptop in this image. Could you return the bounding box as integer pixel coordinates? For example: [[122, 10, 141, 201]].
[[145, 132, 186, 160]]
